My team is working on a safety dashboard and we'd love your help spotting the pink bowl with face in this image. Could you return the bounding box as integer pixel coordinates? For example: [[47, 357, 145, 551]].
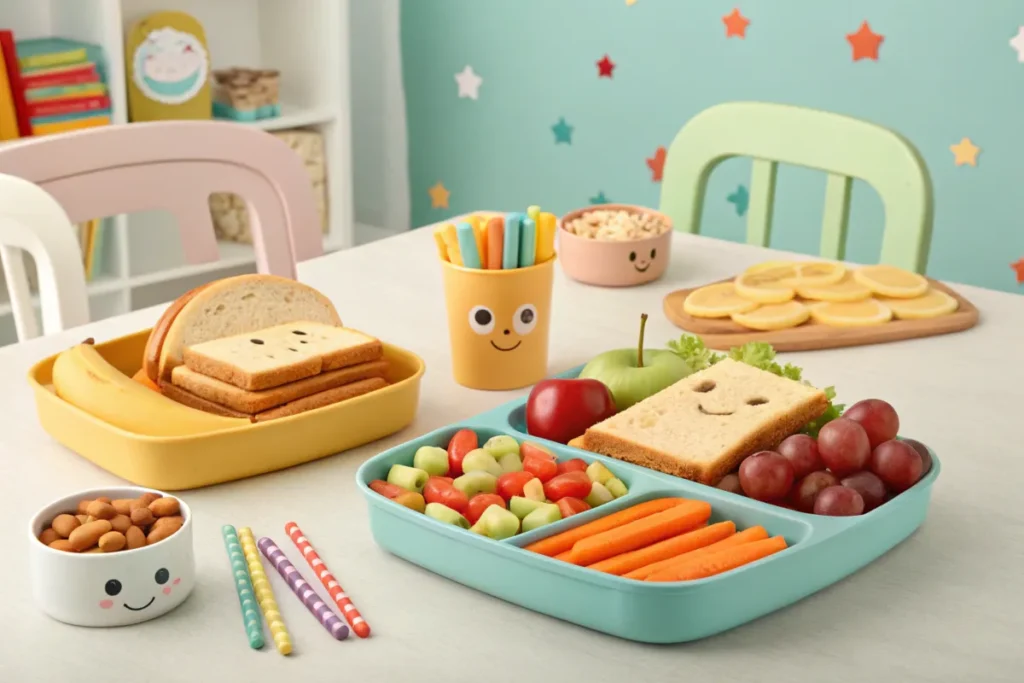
[[556, 204, 673, 287]]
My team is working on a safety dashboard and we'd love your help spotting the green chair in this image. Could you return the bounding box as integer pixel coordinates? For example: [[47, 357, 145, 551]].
[[659, 102, 934, 273]]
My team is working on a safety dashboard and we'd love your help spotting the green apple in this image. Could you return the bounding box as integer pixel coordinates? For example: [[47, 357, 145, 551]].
[[578, 313, 692, 411], [453, 471, 498, 497], [586, 461, 614, 485], [522, 503, 562, 533], [585, 481, 615, 507], [509, 496, 547, 519], [461, 449, 503, 477], [386, 464, 429, 493], [482, 435, 520, 459], [412, 446, 450, 477], [606, 477, 628, 498], [469, 505, 521, 540], [522, 478, 545, 501], [425, 502, 470, 529], [498, 452, 523, 473]]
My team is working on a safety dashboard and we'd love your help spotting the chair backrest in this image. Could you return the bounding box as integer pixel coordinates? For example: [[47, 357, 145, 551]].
[[0, 120, 323, 279], [659, 102, 934, 273], [0, 173, 90, 340]]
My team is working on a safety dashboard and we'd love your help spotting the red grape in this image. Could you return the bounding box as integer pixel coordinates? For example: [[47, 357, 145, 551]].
[[816, 418, 871, 478], [844, 399, 900, 448], [901, 438, 933, 477], [840, 471, 887, 511], [738, 451, 794, 502], [792, 471, 838, 512], [870, 440, 923, 492], [813, 485, 865, 516], [777, 434, 824, 479], [716, 473, 744, 495]]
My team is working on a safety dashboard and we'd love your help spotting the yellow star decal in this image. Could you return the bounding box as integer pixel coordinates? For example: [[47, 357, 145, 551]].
[[950, 138, 980, 167], [428, 182, 450, 209]]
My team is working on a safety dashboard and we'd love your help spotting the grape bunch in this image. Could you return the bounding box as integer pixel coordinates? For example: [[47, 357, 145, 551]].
[[721, 399, 932, 517]]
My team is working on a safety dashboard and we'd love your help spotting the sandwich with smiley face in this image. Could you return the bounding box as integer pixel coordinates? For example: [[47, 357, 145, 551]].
[[581, 358, 829, 485]]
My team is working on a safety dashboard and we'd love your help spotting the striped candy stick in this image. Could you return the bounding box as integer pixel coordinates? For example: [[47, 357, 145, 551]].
[[258, 537, 350, 641], [238, 527, 293, 655], [221, 525, 265, 650], [285, 522, 371, 638]]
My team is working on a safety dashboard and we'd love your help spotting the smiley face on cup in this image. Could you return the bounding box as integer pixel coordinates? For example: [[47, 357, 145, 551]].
[[468, 302, 539, 353]]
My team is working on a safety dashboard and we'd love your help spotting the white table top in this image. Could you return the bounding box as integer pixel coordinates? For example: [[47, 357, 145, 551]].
[[1, 229, 1021, 682]]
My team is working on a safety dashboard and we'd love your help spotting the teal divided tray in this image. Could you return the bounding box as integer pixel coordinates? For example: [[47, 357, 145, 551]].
[[356, 368, 940, 644]]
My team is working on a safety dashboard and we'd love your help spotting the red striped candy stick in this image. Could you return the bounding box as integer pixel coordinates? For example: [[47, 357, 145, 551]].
[[285, 522, 371, 638]]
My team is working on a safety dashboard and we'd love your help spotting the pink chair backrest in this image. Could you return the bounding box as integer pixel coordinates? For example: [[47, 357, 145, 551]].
[[0, 120, 323, 279]]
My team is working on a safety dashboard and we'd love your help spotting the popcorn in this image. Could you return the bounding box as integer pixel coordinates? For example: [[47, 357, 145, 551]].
[[563, 209, 670, 241]]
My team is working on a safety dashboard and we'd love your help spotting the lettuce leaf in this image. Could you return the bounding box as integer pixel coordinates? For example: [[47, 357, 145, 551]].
[[666, 335, 843, 435]]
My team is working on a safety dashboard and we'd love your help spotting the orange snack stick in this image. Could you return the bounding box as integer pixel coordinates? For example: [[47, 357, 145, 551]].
[[524, 498, 689, 557], [645, 535, 788, 582], [566, 500, 712, 566], [485, 216, 504, 269], [624, 524, 768, 580], [587, 520, 733, 576]]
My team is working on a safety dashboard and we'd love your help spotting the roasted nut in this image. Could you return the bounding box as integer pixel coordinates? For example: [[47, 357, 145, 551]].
[[98, 531, 127, 552], [152, 515, 183, 530], [49, 539, 76, 552], [85, 500, 116, 520], [125, 525, 147, 550], [130, 507, 155, 527], [76, 499, 92, 515], [146, 518, 182, 545], [75, 514, 89, 525], [149, 497, 180, 518], [39, 528, 59, 545], [51, 514, 81, 538], [68, 520, 113, 552], [110, 514, 132, 534], [138, 493, 161, 507], [111, 499, 135, 515], [95, 496, 112, 504]]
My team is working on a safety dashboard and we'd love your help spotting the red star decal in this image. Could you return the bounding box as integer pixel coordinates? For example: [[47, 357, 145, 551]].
[[597, 54, 615, 78], [847, 21, 884, 61], [1012, 258, 1024, 285], [722, 9, 750, 38], [646, 146, 667, 182]]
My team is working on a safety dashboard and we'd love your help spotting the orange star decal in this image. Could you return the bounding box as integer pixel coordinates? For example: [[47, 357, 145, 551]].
[[722, 9, 750, 39], [428, 182, 450, 209], [847, 21, 884, 61], [1012, 258, 1024, 285], [646, 146, 667, 182]]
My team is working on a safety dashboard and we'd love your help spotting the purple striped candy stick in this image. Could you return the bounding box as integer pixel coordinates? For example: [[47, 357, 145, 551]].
[[258, 537, 349, 641]]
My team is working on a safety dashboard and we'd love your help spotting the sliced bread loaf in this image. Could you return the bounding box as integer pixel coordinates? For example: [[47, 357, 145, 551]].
[[156, 274, 342, 382], [182, 322, 383, 390], [583, 358, 828, 485], [170, 359, 388, 413]]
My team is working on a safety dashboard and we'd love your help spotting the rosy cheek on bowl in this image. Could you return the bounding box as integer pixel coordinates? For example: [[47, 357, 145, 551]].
[[172, 578, 180, 586], [99, 599, 114, 609], [162, 586, 172, 595]]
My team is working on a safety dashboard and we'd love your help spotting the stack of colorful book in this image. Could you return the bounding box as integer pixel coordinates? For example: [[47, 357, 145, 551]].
[[0, 32, 112, 139]]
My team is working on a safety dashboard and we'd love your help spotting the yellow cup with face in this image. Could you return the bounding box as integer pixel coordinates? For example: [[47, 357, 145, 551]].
[[441, 257, 555, 390]]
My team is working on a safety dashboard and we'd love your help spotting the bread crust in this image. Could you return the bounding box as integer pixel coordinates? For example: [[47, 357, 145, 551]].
[[584, 393, 829, 485], [143, 283, 211, 382]]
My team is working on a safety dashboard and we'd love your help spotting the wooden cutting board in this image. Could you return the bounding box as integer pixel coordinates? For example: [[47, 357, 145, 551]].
[[663, 277, 979, 351]]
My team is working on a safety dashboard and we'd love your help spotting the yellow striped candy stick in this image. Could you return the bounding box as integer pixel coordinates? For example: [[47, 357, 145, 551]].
[[238, 527, 293, 655], [466, 214, 488, 269], [437, 223, 462, 265], [536, 212, 557, 263]]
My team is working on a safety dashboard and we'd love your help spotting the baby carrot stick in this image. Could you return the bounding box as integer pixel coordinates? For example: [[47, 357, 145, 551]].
[[624, 524, 768, 581], [554, 549, 573, 562], [586, 520, 732, 576], [645, 536, 788, 583], [524, 498, 689, 557], [566, 500, 712, 566]]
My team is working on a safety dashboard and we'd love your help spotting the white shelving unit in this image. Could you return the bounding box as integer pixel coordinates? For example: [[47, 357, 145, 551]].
[[0, 0, 356, 345]]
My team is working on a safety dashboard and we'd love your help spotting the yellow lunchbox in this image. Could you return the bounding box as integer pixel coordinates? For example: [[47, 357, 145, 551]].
[[28, 329, 425, 490]]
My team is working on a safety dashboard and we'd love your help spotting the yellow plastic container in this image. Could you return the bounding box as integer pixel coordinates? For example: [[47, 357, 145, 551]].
[[28, 329, 425, 491], [441, 257, 555, 391]]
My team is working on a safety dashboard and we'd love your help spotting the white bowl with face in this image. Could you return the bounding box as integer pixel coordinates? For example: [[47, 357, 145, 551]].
[[28, 486, 195, 627]]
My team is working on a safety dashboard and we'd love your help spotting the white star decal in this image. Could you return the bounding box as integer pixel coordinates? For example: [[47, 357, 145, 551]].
[[454, 65, 482, 100], [1010, 27, 1024, 62]]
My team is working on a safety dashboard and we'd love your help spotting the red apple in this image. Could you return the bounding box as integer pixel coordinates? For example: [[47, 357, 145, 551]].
[[526, 378, 616, 445]]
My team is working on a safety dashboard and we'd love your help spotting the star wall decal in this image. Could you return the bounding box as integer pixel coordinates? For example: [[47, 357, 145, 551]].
[[428, 182, 450, 209], [847, 21, 884, 61], [950, 138, 980, 167], [723, 9, 750, 38], [552, 117, 574, 144], [454, 66, 482, 100], [727, 185, 750, 216], [647, 146, 667, 182], [597, 54, 616, 78]]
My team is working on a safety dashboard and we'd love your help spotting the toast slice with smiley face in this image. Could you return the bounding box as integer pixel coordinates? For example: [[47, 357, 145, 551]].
[[582, 358, 828, 485]]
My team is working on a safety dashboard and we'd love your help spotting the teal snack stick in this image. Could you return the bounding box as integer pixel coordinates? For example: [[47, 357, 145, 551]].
[[222, 525, 266, 650], [503, 213, 522, 270], [455, 222, 482, 268], [518, 216, 537, 268]]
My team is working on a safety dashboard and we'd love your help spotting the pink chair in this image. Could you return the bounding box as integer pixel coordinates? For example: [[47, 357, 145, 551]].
[[0, 120, 323, 279]]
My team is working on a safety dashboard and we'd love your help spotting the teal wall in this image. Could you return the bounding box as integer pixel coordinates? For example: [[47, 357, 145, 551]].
[[402, 0, 1024, 294]]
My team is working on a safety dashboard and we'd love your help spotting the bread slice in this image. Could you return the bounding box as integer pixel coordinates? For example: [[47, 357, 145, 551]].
[[159, 377, 388, 422], [170, 359, 388, 413], [182, 322, 382, 390], [156, 274, 342, 382], [143, 283, 211, 382], [583, 358, 828, 485]]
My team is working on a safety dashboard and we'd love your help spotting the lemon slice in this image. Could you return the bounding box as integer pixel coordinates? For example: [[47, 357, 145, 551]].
[[734, 267, 797, 304], [744, 260, 796, 275], [877, 289, 958, 320], [809, 299, 893, 327], [852, 265, 929, 299], [796, 273, 872, 303], [731, 301, 810, 330], [683, 282, 759, 318], [782, 262, 847, 287]]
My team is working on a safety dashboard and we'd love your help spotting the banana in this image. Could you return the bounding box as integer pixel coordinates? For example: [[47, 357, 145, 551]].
[[52, 342, 249, 437]]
